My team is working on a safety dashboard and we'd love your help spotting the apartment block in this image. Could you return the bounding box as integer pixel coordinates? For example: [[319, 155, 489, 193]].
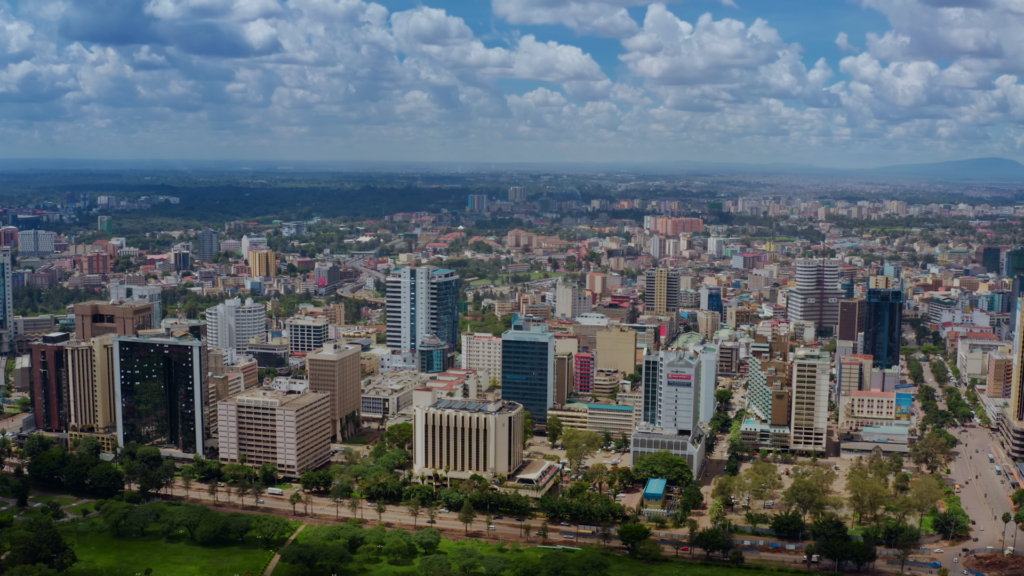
[[790, 348, 831, 453], [307, 342, 362, 439]]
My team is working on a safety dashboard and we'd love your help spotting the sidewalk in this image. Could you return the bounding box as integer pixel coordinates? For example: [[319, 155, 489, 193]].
[[263, 523, 306, 576]]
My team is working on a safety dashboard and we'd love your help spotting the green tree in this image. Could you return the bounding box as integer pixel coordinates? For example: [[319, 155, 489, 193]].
[[126, 505, 159, 536], [729, 549, 745, 565], [169, 505, 208, 540], [384, 423, 414, 450], [562, 428, 602, 472], [716, 389, 734, 411], [617, 522, 652, 554], [632, 450, 694, 487], [769, 510, 805, 540], [481, 555, 511, 576], [5, 517, 77, 572], [419, 554, 452, 575], [694, 527, 733, 559], [100, 501, 132, 536], [251, 514, 291, 548], [257, 462, 278, 486], [413, 527, 442, 554], [845, 467, 889, 524], [406, 497, 422, 528], [451, 547, 484, 574], [546, 415, 564, 444]]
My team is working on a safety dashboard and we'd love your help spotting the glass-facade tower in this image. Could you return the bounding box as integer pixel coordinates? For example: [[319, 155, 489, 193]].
[[864, 288, 904, 370], [501, 322, 554, 424]]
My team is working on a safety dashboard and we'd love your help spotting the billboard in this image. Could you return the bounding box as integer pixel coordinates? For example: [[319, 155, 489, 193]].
[[895, 393, 913, 421], [667, 373, 692, 387]]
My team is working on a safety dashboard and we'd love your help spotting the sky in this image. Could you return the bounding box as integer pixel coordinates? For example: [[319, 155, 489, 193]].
[[3, 0, 1024, 167]]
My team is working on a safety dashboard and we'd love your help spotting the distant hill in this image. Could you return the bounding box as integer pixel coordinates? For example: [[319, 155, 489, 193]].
[[868, 157, 1024, 180]]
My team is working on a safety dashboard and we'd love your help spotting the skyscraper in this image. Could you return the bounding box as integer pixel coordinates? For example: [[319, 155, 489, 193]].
[[385, 266, 460, 353], [30, 332, 71, 432], [641, 349, 703, 436], [114, 335, 206, 455], [206, 297, 267, 351], [863, 286, 904, 369], [0, 247, 12, 354], [786, 259, 844, 336], [644, 268, 680, 315], [196, 227, 220, 262], [790, 348, 831, 452], [501, 319, 555, 424], [508, 186, 527, 202], [248, 248, 277, 278], [307, 342, 362, 439], [555, 280, 591, 319], [837, 299, 865, 342], [699, 285, 723, 314]]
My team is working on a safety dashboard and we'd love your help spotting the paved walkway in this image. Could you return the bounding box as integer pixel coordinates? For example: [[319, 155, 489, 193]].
[[263, 523, 306, 576]]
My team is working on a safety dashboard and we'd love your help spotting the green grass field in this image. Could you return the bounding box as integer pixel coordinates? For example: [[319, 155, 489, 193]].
[[69, 502, 96, 516], [273, 528, 810, 576], [32, 495, 78, 506], [60, 516, 285, 576]]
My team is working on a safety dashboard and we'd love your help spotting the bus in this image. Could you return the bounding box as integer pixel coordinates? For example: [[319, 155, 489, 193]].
[[996, 465, 1003, 476], [989, 453, 996, 463], [955, 484, 961, 493]]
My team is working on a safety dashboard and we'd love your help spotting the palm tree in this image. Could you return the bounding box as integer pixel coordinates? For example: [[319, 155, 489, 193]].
[[444, 466, 451, 488], [290, 491, 302, 514]]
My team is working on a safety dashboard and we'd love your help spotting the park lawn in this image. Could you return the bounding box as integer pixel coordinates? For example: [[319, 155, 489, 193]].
[[275, 529, 812, 576], [69, 502, 96, 516], [62, 517, 281, 576], [32, 495, 78, 506]]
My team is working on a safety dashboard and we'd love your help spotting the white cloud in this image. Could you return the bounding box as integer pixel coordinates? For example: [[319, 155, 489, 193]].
[[835, 32, 858, 53], [491, 0, 645, 37]]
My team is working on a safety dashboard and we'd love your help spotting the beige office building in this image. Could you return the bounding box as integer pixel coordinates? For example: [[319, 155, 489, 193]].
[[307, 342, 362, 439], [596, 325, 637, 373], [217, 387, 332, 478], [460, 332, 503, 380], [413, 399, 524, 481], [697, 310, 720, 339], [248, 248, 277, 278], [790, 348, 831, 452]]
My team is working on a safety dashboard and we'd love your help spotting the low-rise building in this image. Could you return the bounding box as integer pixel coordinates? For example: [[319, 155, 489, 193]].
[[413, 399, 524, 482]]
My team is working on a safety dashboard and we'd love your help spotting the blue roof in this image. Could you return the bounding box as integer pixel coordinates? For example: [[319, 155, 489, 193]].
[[644, 478, 667, 500], [588, 404, 632, 412]]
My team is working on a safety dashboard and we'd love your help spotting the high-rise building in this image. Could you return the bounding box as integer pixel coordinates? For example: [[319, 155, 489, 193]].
[[508, 186, 527, 202], [196, 227, 220, 262], [65, 335, 116, 442], [501, 320, 555, 423], [74, 301, 154, 340], [217, 386, 332, 477], [644, 268, 680, 315], [0, 247, 13, 354], [467, 194, 488, 213], [707, 237, 725, 258], [595, 325, 637, 373], [1005, 247, 1024, 277], [385, 266, 460, 354], [307, 342, 362, 439], [172, 249, 191, 271], [460, 332, 503, 380], [206, 297, 266, 351], [790, 348, 831, 452], [573, 351, 595, 394], [114, 335, 206, 455], [641, 350, 701, 436], [241, 234, 267, 258], [248, 248, 277, 278], [285, 315, 329, 353], [555, 280, 591, 319], [699, 285, 723, 314], [0, 227, 17, 248], [981, 246, 1001, 274], [988, 350, 1013, 399], [29, 332, 71, 431], [18, 230, 56, 257], [696, 310, 720, 339], [863, 287, 904, 369], [413, 399, 525, 481], [554, 352, 572, 405], [837, 354, 873, 398], [786, 259, 844, 336], [837, 299, 865, 342]]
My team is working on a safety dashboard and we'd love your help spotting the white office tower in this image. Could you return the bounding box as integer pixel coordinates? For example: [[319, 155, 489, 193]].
[[109, 283, 162, 329], [383, 266, 460, 370], [697, 346, 719, 424], [650, 235, 664, 259], [555, 280, 591, 320], [707, 236, 725, 258], [241, 234, 268, 260], [641, 350, 701, 436], [786, 259, 844, 335], [790, 348, 831, 452], [18, 230, 56, 257], [0, 248, 11, 354], [206, 297, 267, 351]]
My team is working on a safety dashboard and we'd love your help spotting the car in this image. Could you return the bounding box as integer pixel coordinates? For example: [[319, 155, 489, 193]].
[[427, 520, 436, 524], [487, 526, 496, 531], [560, 522, 571, 526], [981, 526, 985, 531], [494, 515, 504, 520], [934, 549, 944, 553], [256, 499, 265, 504], [682, 547, 690, 552], [439, 509, 450, 513], [335, 499, 345, 503], [964, 571, 969, 575], [972, 520, 976, 525], [563, 535, 574, 540], [954, 558, 959, 563], [515, 517, 524, 522], [973, 538, 979, 542]]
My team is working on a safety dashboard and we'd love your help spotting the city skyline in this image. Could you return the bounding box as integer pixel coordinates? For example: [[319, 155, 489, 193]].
[[3, 0, 1024, 167]]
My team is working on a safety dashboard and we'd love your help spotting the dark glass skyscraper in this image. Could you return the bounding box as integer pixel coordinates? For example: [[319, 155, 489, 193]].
[[501, 321, 554, 424], [982, 246, 1001, 275], [114, 336, 205, 455], [864, 288, 904, 370]]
